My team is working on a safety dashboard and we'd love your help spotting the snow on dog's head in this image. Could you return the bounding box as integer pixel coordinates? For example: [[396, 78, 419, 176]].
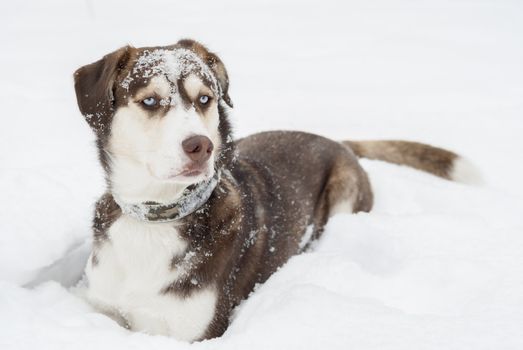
[[74, 39, 234, 204]]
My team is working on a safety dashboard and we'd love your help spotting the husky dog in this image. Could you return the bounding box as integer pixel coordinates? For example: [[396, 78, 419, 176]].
[[74, 39, 473, 341]]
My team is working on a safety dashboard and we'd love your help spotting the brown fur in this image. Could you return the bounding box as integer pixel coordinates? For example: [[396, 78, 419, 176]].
[[74, 47, 132, 134], [344, 140, 458, 180]]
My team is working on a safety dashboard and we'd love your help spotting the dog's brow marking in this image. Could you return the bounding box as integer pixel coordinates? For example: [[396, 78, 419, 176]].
[[184, 74, 213, 101], [134, 76, 170, 100]]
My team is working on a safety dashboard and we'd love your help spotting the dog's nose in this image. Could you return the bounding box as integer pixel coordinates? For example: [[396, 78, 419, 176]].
[[182, 135, 214, 163]]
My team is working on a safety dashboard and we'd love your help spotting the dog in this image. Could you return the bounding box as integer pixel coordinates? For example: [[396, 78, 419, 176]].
[[74, 39, 473, 342]]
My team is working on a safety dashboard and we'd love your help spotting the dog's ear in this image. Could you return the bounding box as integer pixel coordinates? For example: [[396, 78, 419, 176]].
[[176, 39, 233, 108], [74, 46, 132, 132]]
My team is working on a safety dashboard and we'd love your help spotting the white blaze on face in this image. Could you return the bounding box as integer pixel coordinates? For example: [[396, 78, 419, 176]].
[[108, 69, 221, 204], [183, 74, 222, 150]]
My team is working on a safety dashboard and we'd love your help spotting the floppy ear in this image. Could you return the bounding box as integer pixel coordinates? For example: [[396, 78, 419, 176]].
[[73, 46, 131, 132], [176, 39, 233, 108]]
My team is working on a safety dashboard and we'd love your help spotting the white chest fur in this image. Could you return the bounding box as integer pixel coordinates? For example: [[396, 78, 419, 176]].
[[85, 215, 217, 341]]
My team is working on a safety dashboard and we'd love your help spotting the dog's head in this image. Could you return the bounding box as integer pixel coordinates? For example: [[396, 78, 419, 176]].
[[74, 39, 234, 203]]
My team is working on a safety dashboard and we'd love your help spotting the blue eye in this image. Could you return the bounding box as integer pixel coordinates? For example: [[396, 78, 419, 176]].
[[142, 97, 157, 107], [199, 95, 210, 105]]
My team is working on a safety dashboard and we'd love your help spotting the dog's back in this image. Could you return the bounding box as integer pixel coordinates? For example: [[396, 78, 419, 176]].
[[231, 130, 374, 274]]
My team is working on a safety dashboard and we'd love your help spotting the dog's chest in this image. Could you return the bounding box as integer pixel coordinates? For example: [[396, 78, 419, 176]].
[[85, 215, 217, 341]]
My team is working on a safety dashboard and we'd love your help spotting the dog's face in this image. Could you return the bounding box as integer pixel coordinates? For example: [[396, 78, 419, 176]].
[[74, 40, 233, 202]]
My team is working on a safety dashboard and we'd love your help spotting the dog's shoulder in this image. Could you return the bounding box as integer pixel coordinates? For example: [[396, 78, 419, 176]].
[[92, 193, 121, 244]]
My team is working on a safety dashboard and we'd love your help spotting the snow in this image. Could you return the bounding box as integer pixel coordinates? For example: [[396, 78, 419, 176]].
[[1, 0, 523, 349], [129, 48, 218, 95]]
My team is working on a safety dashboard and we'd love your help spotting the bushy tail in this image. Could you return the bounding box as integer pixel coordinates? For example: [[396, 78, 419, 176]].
[[343, 140, 481, 184]]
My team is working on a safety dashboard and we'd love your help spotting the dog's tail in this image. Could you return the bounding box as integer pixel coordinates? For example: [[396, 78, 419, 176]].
[[342, 140, 482, 184]]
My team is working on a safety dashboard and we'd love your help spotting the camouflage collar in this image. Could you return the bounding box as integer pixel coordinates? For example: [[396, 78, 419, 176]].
[[114, 171, 220, 223]]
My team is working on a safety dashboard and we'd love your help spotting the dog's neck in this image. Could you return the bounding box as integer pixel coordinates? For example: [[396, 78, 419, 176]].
[[112, 171, 220, 223], [108, 158, 220, 222]]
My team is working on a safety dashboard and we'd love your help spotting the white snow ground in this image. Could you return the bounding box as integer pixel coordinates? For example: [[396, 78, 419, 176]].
[[1, 0, 523, 349]]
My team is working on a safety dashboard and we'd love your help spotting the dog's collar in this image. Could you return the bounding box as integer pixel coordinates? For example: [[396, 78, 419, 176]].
[[114, 171, 221, 223]]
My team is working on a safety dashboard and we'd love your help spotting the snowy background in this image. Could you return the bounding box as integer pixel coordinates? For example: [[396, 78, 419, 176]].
[[1, 0, 523, 349]]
